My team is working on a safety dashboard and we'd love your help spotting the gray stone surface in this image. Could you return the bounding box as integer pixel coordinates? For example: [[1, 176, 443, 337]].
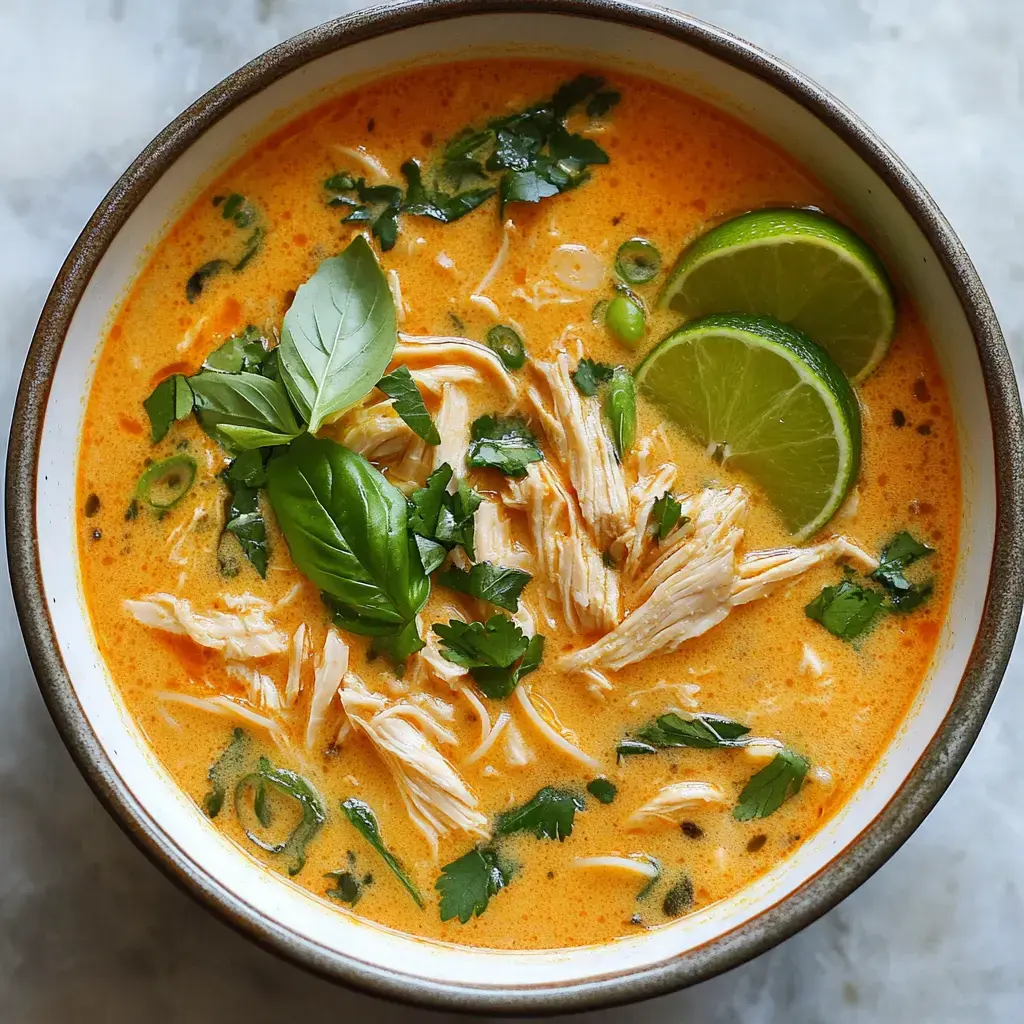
[[0, 1, 1021, 1021]]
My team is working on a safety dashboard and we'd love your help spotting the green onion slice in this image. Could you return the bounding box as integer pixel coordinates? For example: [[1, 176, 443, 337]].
[[615, 238, 662, 285]]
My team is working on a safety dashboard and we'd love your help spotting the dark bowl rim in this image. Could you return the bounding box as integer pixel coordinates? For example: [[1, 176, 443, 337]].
[[7, 0, 1024, 1015]]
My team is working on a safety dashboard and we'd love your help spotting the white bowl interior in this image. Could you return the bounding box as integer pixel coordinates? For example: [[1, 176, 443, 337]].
[[36, 12, 994, 993]]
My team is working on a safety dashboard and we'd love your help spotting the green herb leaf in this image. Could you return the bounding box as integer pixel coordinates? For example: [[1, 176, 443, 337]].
[[186, 194, 264, 301], [234, 756, 326, 875], [605, 367, 636, 459], [376, 365, 440, 444], [186, 259, 229, 303], [586, 89, 621, 118], [870, 531, 935, 611], [279, 237, 397, 433], [202, 728, 248, 818], [805, 580, 885, 640], [635, 712, 750, 750], [408, 464, 453, 537], [414, 534, 448, 575], [436, 562, 532, 612], [733, 749, 809, 821], [586, 778, 617, 804], [662, 875, 694, 917], [143, 374, 195, 444], [571, 358, 614, 397], [203, 325, 269, 374], [433, 615, 544, 699], [651, 493, 684, 540], [500, 169, 561, 209], [221, 452, 269, 578], [189, 371, 302, 451], [407, 465, 481, 561], [400, 159, 495, 223], [616, 738, 659, 759], [341, 797, 424, 907], [266, 435, 429, 641], [324, 869, 367, 906], [436, 479, 483, 560], [467, 415, 543, 477], [436, 847, 510, 923], [496, 786, 584, 841], [224, 448, 268, 488]]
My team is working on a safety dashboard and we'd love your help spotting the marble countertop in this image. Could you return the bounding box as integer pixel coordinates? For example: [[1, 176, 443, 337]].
[[1, 1, 1021, 1021]]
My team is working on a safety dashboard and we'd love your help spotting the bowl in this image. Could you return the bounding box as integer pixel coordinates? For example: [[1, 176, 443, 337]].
[[8, 0, 1024, 1013]]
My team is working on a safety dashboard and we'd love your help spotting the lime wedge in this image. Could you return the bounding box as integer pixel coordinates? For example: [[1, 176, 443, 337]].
[[635, 314, 861, 539], [659, 209, 895, 382]]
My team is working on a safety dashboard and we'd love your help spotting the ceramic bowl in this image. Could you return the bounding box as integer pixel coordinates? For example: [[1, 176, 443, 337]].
[[8, 0, 1024, 1014]]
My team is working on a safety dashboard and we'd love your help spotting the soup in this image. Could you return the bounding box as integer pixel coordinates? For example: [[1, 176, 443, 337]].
[[77, 60, 958, 950]]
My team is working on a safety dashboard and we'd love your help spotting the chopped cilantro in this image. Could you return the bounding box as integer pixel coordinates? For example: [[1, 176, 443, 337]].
[[805, 580, 885, 640], [466, 415, 544, 477], [436, 847, 510, 923], [495, 787, 584, 841], [571, 358, 614, 397], [436, 562, 532, 612], [433, 614, 545, 699], [635, 712, 750, 750], [870, 531, 935, 612], [407, 465, 481, 562], [651, 492, 685, 540], [586, 778, 617, 804], [733, 749, 809, 821], [662, 875, 694, 917]]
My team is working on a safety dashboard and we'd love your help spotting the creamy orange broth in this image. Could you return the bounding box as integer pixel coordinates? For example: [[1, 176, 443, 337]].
[[77, 60, 959, 949]]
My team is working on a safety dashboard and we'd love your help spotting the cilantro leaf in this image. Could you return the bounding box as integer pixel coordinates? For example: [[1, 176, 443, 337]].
[[651, 493, 685, 540], [437, 562, 532, 612], [551, 73, 606, 117], [433, 615, 545, 699], [587, 89, 621, 118], [376, 365, 440, 444], [400, 159, 495, 223], [572, 358, 614, 397], [407, 465, 480, 562], [805, 580, 885, 640], [325, 175, 403, 251], [436, 847, 510, 923], [408, 464, 453, 536], [586, 778, 617, 804], [662, 875, 694, 917], [341, 797, 424, 907], [495, 786, 584, 841], [733, 749, 809, 821], [870, 531, 935, 612], [467, 415, 543, 477], [640, 712, 750, 749], [436, 479, 483, 560], [143, 374, 194, 443]]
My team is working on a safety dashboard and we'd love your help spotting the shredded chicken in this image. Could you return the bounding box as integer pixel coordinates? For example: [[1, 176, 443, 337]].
[[124, 593, 288, 660], [156, 691, 286, 746], [305, 629, 348, 751], [799, 643, 826, 678], [166, 506, 208, 567], [571, 855, 660, 879], [396, 333, 517, 401], [532, 352, 630, 546], [337, 400, 414, 460], [226, 662, 282, 712], [514, 685, 600, 771], [621, 463, 678, 579], [559, 488, 746, 673], [474, 219, 514, 295], [285, 623, 309, 707], [464, 711, 511, 765], [503, 719, 533, 767], [625, 781, 728, 830], [387, 269, 407, 323], [410, 365, 484, 395], [333, 144, 390, 182], [433, 383, 471, 480], [339, 678, 488, 858]]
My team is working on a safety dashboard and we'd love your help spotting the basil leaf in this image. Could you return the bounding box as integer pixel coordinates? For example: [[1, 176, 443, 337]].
[[495, 787, 583, 841], [221, 452, 268, 578], [279, 237, 397, 433], [414, 535, 447, 575], [467, 415, 543, 477], [572, 358, 614, 397], [266, 434, 429, 637], [186, 259, 229, 303], [635, 712, 750, 749], [437, 847, 510, 923], [225, 448, 268, 489], [408, 464, 453, 537], [805, 580, 884, 640], [586, 778, 617, 804], [436, 562, 531, 612], [143, 374, 194, 443], [651, 493, 684, 540], [189, 371, 302, 451], [436, 479, 482, 560], [376, 365, 440, 444], [733, 749, 809, 820], [341, 797, 424, 908], [203, 325, 269, 373], [203, 728, 248, 818], [186, 194, 265, 301]]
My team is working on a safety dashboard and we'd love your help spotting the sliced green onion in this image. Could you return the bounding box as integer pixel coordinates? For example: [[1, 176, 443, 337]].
[[591, 298, 610, 326], [615, 238, 662, 284], [605, 294, 646, 347], [485, 324, 527, 371], [135, 455, 197, 510]]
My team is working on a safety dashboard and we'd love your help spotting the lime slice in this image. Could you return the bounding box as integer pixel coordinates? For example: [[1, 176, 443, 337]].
[[634, 313, 861, 539], [659, 209, 895, 382]]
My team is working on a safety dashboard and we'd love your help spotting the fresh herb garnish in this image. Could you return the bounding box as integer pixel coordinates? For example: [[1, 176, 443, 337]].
[[870, 531, 935, 611], [496, 787, 584, 841], [571, 358, 614, 397], [376, 365, 440, 444], [324, 173, 403, 251], [266, 435, 429, 651], [324, 868, 372, 906], [203, 324, 270, 374], [616, 738, 659, 759], [485, 324, 527, 371], [143, 374, 194, 443], [586, 778, 618, 804], [436, 562, 532, 613], [186, 193, 264, 301], [733, 749, 809, 821], [400, 158, 496, 224], [221, 450, 269, 578], [587, 89, 621, 118], [436, 846, 510, 923], [188, 370, 302, 452], [805, 580, 885, 640], [662, 875, 695, 917], [202, 728, 248, 818], [341, 797, 424, 908], [651, 492, 685, 540], [605, 367, 636, 459], [615, 238, 662, 285], [433, 614, 544, 699], [407, 464, 481, 563], [134, 454, 197, 511], [634, 712, 751, 750], [466, 415, 543, 477], [279, 237, 397, 434], [234, 756, 326, 876]]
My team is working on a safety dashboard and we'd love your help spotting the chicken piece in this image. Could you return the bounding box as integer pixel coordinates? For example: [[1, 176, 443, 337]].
[[396, 333, 518, 401], [558, 488, 746, 673], [625, 781, 728, 830], [433, 382, 471, 482], [474, 498, 531, 570], [410, 365, 484, 395], [532, 352, 630, 546], [337, 400, 414, 460], [505, 462, 619, 632], [226, 662, 282, 712], [124, 592, 288, 660], [285, 623, 309, 707], [305, 629, 348, 751], [339, 678, 488, 858], [731, 536, 879, 605], [620, 463, 678, 580], [514, 685, 600, 771], [157, 691, 286, 747]]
